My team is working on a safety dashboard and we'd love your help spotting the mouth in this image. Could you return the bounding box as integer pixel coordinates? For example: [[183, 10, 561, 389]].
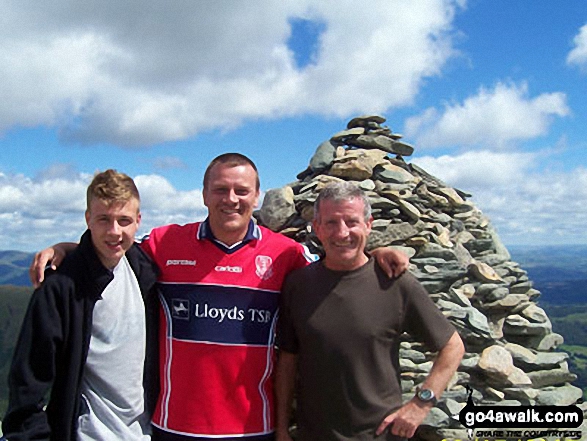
[[332, 240, 354, 249], [105, 239, 123, 249]]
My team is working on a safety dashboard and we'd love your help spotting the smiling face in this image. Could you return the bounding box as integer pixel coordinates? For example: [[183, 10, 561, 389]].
[[85, 197, 141, 269], [202, 162, 260, 246], [313, 197, 373, 272]]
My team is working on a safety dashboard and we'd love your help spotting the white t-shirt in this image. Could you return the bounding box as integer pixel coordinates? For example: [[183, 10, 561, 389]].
[[77, 256, 150, 440]]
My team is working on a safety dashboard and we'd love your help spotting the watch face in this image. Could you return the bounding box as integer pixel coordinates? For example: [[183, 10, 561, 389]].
[[418, 389, 433, 401]]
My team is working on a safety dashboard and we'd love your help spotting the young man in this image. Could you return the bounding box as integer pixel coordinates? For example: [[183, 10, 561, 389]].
[[3, 170, 159, 441], [28, 154, 409, 441], [275, 181, 465, 441]]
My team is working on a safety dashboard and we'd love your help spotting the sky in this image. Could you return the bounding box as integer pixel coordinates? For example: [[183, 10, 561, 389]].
[[1, 0, 587, 251]]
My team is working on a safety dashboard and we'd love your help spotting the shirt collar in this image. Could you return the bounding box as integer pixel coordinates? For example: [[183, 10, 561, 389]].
[[197, 218, 262, 253]]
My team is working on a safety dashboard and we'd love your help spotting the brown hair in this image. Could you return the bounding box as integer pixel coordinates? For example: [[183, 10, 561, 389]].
[[86, 169, 140, 211], [203, 153, 260, 191]]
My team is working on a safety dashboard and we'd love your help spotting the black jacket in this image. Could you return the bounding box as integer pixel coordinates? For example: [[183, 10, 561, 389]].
[[2, 230, 160, 441]]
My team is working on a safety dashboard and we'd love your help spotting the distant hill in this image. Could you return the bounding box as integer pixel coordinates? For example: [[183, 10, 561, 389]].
[[508, 244, 587, 305], [0, 251, 34, 286]]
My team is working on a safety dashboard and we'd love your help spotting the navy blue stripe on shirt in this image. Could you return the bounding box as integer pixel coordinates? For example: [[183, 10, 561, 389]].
[[159, 283, 278, 346]]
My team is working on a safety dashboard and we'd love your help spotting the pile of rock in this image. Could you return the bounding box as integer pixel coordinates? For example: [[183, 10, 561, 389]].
[[256, 115, 585, 440]]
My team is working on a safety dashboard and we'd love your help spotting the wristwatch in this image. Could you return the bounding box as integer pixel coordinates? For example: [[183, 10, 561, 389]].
[[415, 387, 437, 405]]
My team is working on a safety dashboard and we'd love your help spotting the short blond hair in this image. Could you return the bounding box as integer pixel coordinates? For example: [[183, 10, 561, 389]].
[[86, 169, 140, 211]]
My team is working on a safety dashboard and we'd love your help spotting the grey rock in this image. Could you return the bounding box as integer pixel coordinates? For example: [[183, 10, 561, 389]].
[[502, 386, 539, 402], [258, 186, 296, 231], [374, 164, 416, 184], [358, 179, 376, 191], [417, 243, 458, 261], [346, 114, 386, 129], [330, 127, 365, 144], [421, 407, 451, 428], [527, 368, 577, 388], [309, 140, 336, 172], [536, 384, 583, 406], [347, 134, 415, 156], [503, 314, 552, 336]]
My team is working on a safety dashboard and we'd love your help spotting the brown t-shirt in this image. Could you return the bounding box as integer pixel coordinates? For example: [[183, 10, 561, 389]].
[[278, 258, 456, 441]]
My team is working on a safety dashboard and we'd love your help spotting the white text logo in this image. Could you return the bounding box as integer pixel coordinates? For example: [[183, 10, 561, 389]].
[[215, 265, 243, 273], [166, 259, 197, 266]]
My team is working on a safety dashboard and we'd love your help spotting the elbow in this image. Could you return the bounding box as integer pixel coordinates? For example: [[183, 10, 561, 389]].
[[451, 331, 465, 363]]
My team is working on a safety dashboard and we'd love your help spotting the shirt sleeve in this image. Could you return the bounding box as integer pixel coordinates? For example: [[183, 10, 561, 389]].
[[276, 272, 300, 354], [2, 281, 68, 440], [400, 272, 456, 352]]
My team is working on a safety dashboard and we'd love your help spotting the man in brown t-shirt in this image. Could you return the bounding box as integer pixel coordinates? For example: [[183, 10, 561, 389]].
[[275, 181, 465, 441]]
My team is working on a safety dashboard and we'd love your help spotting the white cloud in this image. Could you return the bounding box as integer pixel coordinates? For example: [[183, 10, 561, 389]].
[[413, 150, 538, 189], [0, 0, 464, 145], [567, 23, 587, 71], [0, 171, 206, 251], [412, 152, 587, 246], [153, 156, 188, 171], [404, 82, 569, 149]]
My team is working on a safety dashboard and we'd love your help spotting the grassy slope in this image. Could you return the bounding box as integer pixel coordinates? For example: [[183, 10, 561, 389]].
[[0, 285, 33, 418]]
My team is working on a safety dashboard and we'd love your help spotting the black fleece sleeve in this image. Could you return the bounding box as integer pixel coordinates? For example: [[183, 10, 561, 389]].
[[2, 280, 68, 441]]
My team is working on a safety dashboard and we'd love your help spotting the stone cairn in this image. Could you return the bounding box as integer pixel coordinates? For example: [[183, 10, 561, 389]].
[[256, 115, 586, 440]]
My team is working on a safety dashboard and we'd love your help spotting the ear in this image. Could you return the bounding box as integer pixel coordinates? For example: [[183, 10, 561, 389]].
[[85, 210, 90, 227], [366, 216, 374, 234], [312, 217, 322, 238], [137, 211, 142, 226], [202, 187, 210, 208]]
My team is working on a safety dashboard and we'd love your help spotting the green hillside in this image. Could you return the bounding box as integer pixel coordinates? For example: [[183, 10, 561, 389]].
[[544, 304, 587, 396]]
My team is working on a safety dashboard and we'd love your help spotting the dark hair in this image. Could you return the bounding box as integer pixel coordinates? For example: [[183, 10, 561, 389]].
[[203, 153, 260, 190], [314, 181, 372, 222], [86, 169, 140, 211]]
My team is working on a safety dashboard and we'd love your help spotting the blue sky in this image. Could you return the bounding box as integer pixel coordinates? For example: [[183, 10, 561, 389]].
[[1, 0, 586, 251]]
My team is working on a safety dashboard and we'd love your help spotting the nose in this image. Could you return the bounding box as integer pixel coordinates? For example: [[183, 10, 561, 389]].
[[226, 189, 239, 204], [333, 220, 349, 238], [107, 221, 121, 235]]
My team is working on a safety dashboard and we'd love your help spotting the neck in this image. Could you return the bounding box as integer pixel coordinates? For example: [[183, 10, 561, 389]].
[[323, 253, 369, 272], [209, 227, 248, 247]]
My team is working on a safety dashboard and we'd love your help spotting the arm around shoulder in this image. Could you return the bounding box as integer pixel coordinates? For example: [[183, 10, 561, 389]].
[[29, 242, 77, 288]]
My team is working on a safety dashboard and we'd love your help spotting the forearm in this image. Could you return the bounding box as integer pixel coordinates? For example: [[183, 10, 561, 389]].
[[420, 331, 464, 397], [376, 332, 464, 438]]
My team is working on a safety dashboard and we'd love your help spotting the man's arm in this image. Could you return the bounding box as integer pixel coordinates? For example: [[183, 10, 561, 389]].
[[275, 350, 298, 441], [370, 247, 410, 278], [2, 285, 65, 440], [376, 331, 464, 439], [29, 242, 77, 287]]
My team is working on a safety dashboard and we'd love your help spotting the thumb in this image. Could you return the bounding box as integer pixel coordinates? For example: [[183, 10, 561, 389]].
[[376, 411, 396, 436]]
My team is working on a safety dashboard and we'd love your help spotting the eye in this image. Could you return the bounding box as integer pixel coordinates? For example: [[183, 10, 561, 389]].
[[234, 187, 252, 196], [212, 187, 229, 195], [118, 218, 133, 227]]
